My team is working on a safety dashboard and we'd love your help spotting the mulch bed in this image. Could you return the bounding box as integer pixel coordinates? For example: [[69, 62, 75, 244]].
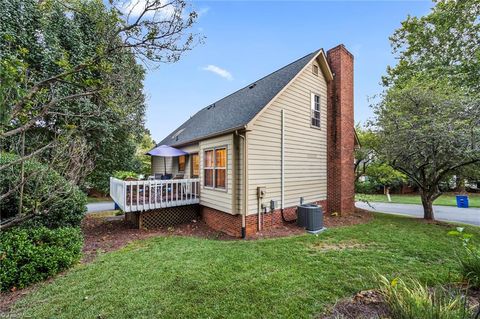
[[321, 287, 480, 319], [321, 290, 391, 319], [82, 208, 373, 260], [0, 208, 372, 314], [81, 215, 235, 263], [325, 208, 373, 227]]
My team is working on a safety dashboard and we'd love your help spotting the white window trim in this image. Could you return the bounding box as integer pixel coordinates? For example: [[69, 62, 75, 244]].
[[310, 92, 321, 129], [177, 155, 186, 173], [203, 146, 228, 191]]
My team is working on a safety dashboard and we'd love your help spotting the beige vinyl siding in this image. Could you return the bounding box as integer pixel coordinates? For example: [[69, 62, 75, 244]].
[[151, 157, 176, 176], [151, 144, 199, 178], [247, 59, 327, 214], [199, 134, 234, 214]]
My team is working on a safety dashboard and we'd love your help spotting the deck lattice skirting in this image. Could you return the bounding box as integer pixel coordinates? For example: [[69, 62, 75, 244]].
[[126, 205, 200, 229]]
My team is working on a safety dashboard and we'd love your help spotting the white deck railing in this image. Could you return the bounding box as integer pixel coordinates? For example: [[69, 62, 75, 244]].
[[109, 177, 200, 212]]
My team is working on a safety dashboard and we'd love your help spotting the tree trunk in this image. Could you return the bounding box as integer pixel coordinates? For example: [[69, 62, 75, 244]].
[[455, 175, 466, 193], [420, 193, 434, 220], [18, 131, 25, 216]]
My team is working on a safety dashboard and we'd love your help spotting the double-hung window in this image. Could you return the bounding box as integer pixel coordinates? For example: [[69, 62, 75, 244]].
[[191, 153, 199, 177], [311, 93, 321, 128], [178, 155, 186, 172], [204, 147, 227, 189]]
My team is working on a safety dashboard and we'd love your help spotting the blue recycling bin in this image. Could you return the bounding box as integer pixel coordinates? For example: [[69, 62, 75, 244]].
[[456, 195, 469, 208]]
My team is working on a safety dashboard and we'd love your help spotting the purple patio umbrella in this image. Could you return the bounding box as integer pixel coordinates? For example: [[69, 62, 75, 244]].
[[147, 145, 188, 175]]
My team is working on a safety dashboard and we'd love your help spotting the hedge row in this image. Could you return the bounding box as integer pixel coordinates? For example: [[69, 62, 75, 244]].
[[0, 227, 83, 292], [0, 152, 87, 228]]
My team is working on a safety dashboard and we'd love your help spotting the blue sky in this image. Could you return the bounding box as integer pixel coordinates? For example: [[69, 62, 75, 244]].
[[144, 1, 433, 142]]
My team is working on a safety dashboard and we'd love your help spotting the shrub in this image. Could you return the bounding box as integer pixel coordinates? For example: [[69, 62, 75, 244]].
[[355, 180, 381, 194], [378, 276, 473, 319], [458, 247, 480, 288], [448, 228, 480, 288], [0, 226, 83, 291], [113, 170, 139, 180], [0, 152, 87, 228]]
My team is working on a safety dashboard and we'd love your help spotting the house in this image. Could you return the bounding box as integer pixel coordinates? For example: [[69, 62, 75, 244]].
[[110, 44, 355, 238]]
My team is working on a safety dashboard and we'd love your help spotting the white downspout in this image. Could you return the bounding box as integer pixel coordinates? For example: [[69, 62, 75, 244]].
[[236, 130, 247, 238], [281, 109, 285, 211]]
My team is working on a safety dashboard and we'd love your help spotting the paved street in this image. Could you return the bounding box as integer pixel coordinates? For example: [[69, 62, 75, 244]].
[[86, 201, 115, 213], [356, 201, 480, 226]]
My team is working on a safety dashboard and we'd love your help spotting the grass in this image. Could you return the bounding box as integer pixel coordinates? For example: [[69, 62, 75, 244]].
[[87, 210, 120, 218], [8, 214, 480, 319], [356, 193, 480, 208], [86, 196, 112, 203], [378, 276, 474, 319]]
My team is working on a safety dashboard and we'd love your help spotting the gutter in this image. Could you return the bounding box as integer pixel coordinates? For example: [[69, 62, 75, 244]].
[[157, 126, 246, 150]]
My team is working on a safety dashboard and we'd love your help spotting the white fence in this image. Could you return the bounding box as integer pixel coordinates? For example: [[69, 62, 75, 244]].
[[109, 177, 200, 212]]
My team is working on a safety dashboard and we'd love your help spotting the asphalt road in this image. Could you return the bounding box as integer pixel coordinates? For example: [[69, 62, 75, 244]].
[[86, 201, 115, 213], [356, 201, 480, 226], [88, 200, 480, 226]]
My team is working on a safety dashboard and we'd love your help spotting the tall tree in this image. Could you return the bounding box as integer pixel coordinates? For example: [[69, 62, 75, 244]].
[[383, 0, 480, 95], [355, 126, 379, 182], [375, 0, 480, 219], [355, 126, 406, 197], [0, 0, 201, 227], [373, 80, 480, 219]]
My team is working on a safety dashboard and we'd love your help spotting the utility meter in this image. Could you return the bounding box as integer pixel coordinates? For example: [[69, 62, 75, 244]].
[[257, 186, 266, 199]]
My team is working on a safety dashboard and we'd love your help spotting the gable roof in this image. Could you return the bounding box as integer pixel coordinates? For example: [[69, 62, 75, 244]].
[[157, 49, 329, 147]]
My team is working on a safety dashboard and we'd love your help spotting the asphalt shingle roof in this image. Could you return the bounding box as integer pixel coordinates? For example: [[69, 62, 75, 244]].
[[158, 50, 320, 146]]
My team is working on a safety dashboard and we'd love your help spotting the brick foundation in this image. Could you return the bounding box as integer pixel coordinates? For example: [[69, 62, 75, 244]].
[[201, 200, 327, 238], [326, 44, 355, 215], [201, 206, 242, 237]]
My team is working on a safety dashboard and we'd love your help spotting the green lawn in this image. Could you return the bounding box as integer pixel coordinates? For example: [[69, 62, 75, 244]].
[[356, 193, 480, 208], [9, 214, 479, 319]]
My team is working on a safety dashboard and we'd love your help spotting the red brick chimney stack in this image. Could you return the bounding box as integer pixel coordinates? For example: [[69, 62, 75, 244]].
[[326, 44, 355, 215]]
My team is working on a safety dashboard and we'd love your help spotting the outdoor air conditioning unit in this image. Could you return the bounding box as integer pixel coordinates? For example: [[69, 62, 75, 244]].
[[297, 203, 325, 234]]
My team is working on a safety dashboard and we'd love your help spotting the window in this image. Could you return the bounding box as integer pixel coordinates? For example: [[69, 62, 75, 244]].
[[178, 155, 186, 172], [312, 64, 319, 76], [191, 153, 199, 177], [311, 93, 321, 128], [204, 150, 214, 187], [215, 148, 226, 188], [204, 147, 227, 189]]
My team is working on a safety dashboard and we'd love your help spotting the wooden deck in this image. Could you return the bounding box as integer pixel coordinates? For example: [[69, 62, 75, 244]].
[[110, 178, 200, 212]]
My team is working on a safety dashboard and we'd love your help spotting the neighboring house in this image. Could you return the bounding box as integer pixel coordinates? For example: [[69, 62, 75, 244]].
[[111, 44, 355, 238]]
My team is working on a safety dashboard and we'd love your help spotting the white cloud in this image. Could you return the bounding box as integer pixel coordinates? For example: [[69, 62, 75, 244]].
[[120, 1, 207, 19], [120, 0, 177, 18], [202, 65, 233, 81], [197, 7, 209, 17]]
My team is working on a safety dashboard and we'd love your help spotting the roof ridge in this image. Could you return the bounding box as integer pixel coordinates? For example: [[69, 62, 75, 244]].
[[154, 48, 323, 148]]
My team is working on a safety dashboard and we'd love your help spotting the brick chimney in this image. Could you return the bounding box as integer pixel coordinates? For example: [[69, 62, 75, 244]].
[[326, 44, 355, 215]]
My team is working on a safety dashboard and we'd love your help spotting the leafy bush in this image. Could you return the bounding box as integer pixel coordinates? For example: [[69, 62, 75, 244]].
[[449, 228, 480, 288], [378, 276, 473, 319], [355, 180, 381, 194], [113, 170, 139, 180], [0, 227, 83, 291], [0, 152, 87, 228]]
